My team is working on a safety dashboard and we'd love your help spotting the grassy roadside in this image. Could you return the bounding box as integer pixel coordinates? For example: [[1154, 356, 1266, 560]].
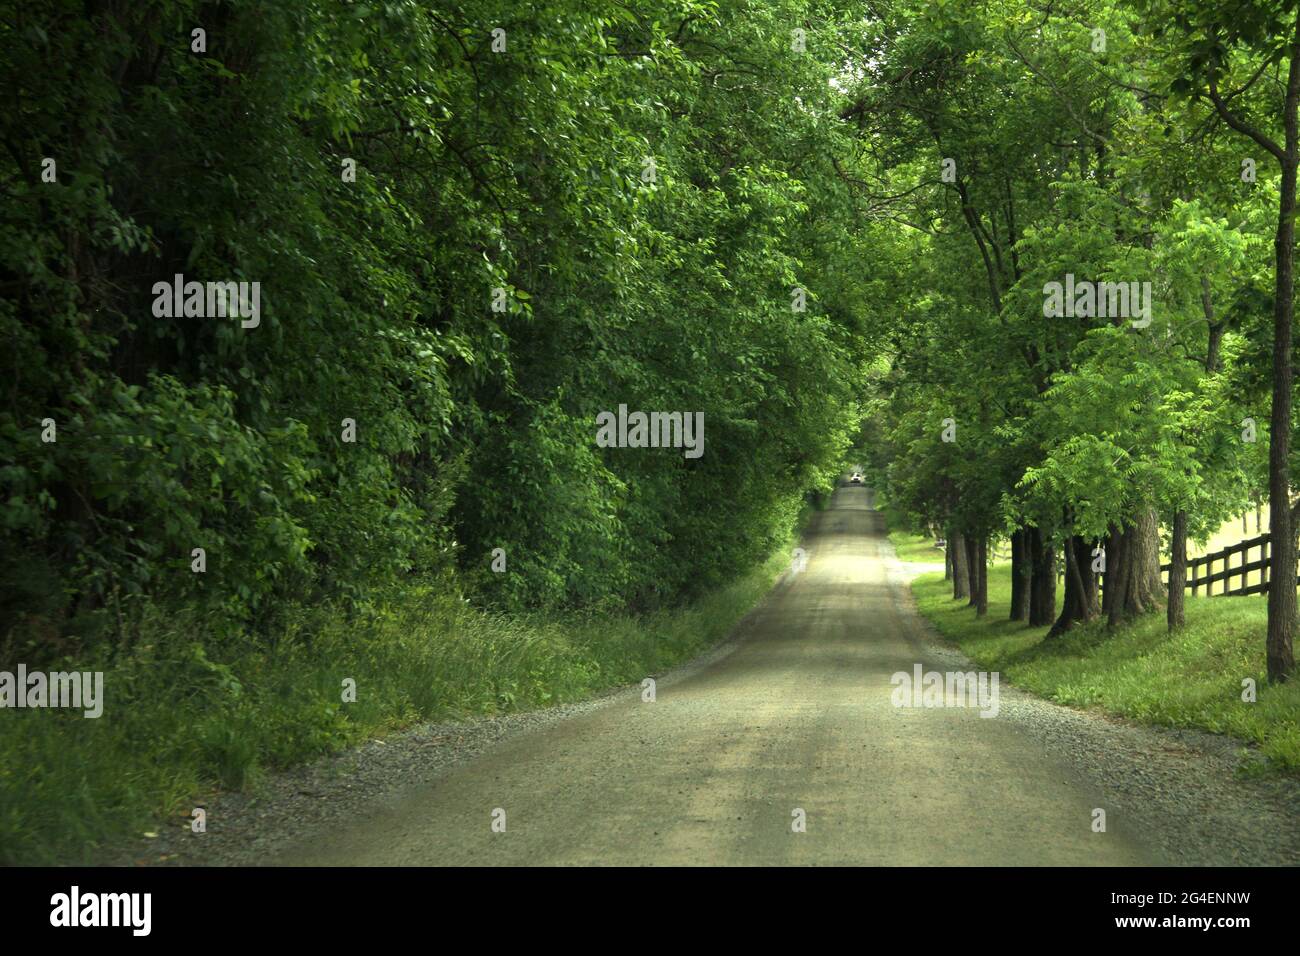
[[909, 564, 1300, 772], [0, 538, 798, 865], [887, 531, 1013, 566], [888, 531, 945, 563]]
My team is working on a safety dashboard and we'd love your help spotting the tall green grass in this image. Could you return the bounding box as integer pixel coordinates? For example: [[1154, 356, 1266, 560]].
[[0, 546, 791, 865], [911, 564, 1300, 771]]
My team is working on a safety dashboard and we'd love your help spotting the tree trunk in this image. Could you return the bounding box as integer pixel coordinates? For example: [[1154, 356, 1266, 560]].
[[1168, 509, 1187, 631], [1106, 525, 1136, 628], [1010, 528, 1030, 621], [1050, 535, 1098, 637], [1104, 509, 1163, 628], [1028, 526, 1056, 626], [975, 536, 988, 616], [951, 529, 969, 600], [1267, 52, 1300, 682], [944, 535, 953, 580], [1080, 536, 1100, 619], [1100, 528, 1118, 617], [965, 534, 979, 607], [1208, 14, 1299, 681], [1134, 506, 1165, 606]]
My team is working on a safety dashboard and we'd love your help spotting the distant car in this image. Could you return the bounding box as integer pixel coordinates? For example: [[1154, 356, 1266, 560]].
[[848, 473, 864, 484]]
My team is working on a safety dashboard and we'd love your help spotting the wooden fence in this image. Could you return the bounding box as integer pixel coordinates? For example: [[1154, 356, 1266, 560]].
[[1162, 533, 1275, 597], [1093, 532, 1284, 598]]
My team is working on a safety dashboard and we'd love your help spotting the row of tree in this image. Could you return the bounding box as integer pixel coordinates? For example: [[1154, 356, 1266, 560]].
[[855, 0, 1297, 681]]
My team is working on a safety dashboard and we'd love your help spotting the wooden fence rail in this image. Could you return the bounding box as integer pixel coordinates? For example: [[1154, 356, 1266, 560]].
[[1091, 531, 1291, 598], [1165, 533, 1274, 597]]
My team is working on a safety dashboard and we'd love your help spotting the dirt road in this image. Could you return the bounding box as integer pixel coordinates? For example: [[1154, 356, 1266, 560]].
[[272, 486, 1169, 865]]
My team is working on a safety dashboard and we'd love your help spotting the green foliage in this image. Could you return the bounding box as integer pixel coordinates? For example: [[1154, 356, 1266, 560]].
[[0, 0, 874, 649], [858, 0, 1278, 557]]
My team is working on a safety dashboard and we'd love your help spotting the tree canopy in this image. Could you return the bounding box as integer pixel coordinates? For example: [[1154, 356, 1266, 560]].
[[3, 0, 1297, 680]]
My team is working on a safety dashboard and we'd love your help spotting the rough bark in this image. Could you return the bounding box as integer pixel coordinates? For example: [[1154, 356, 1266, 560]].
[[1050, 535, 1098, 637], [1103, 509, 1164, 628], [951, 529, 968, 600], [975, 536, 988, 616], [1028, 526, 1056, 627], [1106, 525, 1135, 628], [1100, 528, 1118, 618], [965, 534, 979, 607], [1134, 506, 1165, 606], [1010, 528, 1030, 621], [1168, 509, 1187, 631]]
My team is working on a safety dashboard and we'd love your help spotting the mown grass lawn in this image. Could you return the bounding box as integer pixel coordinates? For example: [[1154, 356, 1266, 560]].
[[911, 564, 1300, 772]]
